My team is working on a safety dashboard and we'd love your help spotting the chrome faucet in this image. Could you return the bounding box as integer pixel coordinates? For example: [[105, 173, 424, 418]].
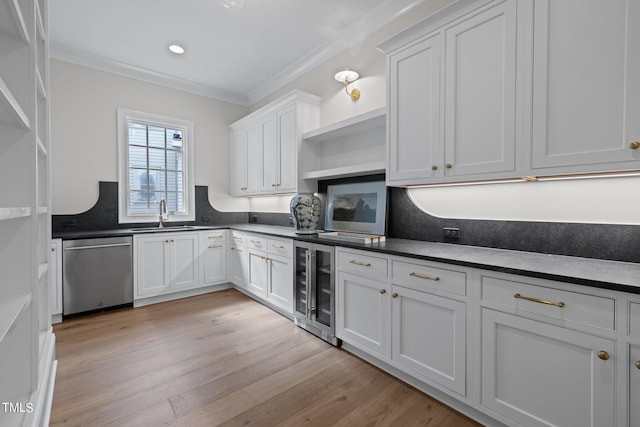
[[159, 199, 167, 228]]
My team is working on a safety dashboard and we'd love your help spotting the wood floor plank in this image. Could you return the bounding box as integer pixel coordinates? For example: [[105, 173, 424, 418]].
[[51, 289, 482, 427]]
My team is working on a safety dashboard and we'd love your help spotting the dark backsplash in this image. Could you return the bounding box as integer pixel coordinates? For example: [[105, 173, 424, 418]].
[[53, 180, 640, 263]]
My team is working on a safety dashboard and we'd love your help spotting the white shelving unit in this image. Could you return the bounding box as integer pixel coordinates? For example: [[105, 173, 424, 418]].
[[301, 107, 386, 180], [0, 0, 56, 425]]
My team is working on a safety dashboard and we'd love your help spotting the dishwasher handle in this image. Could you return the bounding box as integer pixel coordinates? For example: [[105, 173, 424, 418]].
[[64, 242, 132, 251]]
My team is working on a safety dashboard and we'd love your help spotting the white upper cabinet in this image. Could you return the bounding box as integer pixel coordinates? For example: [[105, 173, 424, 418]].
[[528, 0, 640, 174], [443, 0, 518, 178], [381, 0, 521, 186], [381, 0, 640, 186], [229, 90, 320, 196]]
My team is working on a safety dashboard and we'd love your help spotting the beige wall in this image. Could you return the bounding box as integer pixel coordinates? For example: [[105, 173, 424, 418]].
[[50, 59, 249, 215]]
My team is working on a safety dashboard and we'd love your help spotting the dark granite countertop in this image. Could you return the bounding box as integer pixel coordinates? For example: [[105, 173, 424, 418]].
[[54, 223, 640, 294]]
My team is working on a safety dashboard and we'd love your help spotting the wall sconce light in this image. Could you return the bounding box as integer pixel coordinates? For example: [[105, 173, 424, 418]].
[[334, 70, 360, 101]]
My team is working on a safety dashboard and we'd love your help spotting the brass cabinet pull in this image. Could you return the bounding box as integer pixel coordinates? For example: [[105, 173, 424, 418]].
[[514, 293, 565, 308], [410, 272, 440, 282], [379, 289, 386, 294], [272, 244, 284, 249], [240, 187, 248, 190], [445, 163, 453, 169], [272, 183, 278, 187], [630, 141, 640, 150], [250, 240, 261, 244], [636, 360, 640, 370], [350, 260, 371, 267], [230, 247, 235, 251], [233, 236, 242, 240], [597, 351, 609, 361], [165, 240, 169, 243], [392, 292, 398, 298], [208, 245, 223, 249], [208, 235, 224, 239], [171, 239, 174, 243], [431, 165, 438, 171]]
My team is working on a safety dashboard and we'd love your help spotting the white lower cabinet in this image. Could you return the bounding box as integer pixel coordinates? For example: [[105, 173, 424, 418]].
[[200, 231, 227, 285], [337, 271, 391, 361], [245, 234, 293, 314], [134, 232, 200, 299], [391, 285, 466, 396], [481, 308, 615, 427], [50, 239, 63, 323], [630, 344, 640, 427], [229, 231, 246, 288]]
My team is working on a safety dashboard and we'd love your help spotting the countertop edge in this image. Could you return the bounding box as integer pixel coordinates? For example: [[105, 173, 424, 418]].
[[53, 224, 640, 294]]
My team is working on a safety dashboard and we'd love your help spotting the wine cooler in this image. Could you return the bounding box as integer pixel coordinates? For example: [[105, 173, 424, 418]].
[[293, 241, 340, 346]]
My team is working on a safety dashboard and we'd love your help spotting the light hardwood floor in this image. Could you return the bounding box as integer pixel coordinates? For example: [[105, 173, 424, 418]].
[[51, 289, 481, 426]]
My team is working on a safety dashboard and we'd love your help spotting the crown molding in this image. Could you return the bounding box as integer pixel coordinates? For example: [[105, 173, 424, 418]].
[[50, 44, 251, 106], [50, 0, 427, 108], [245, 0, 427, 105]]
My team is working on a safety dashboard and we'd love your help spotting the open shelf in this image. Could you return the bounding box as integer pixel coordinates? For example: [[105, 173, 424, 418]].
[[0, 75, 31, 131], [302, 107, 385, 142], [1, 0, 31, 46], [0, 207, 31, 221], [302, 161, 386, 180], [0, 292, 31, 344]]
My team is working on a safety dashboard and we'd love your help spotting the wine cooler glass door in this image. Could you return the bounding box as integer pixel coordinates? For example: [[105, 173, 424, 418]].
[[294, 246, 309, 318], [313, 247, 334, 328]]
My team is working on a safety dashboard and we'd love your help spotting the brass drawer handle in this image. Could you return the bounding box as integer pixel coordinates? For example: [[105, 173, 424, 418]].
[[392, 292, 398, 298], [379, 289, 386, 294], [260, 256, 270, 261], [250, 240, 262, 244], [349, 260, 371, 267], [272, 244, 284, 249], [410, 272, 440, 282], [208, 235, 224, 239], [630, 141, 640, 150], [240, 187, 248, 190], [514, 293, 565, 308], [598, 351, 609, 361], [233, 236, 242, 240], [208, 245, 223, 249]]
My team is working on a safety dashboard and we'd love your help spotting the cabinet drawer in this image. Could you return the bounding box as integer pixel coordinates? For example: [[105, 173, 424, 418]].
[[230, 231, 245, 246], [481, 275, 615, 331], [201, 230, 227, 242], [392, 260, 466, 296], [337, 249, 388, 279], [267, 238, 292, 258], [629, 302, 640, 338], [246, 234, 268, 250]]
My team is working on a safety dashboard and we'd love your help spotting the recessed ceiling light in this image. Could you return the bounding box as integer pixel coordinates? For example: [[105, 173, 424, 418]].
[[219, 0, 245, 10], [169, 44, 185, 55]]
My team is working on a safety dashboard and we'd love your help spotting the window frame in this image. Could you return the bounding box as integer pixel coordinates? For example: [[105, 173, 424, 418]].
[[117, 108, 195, 224]]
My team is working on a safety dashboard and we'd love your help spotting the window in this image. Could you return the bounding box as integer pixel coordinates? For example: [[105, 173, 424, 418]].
[[117, 109, 195, 223]]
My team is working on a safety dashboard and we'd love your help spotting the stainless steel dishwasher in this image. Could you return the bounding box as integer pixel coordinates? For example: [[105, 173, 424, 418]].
[[62, 236, 133, 315]]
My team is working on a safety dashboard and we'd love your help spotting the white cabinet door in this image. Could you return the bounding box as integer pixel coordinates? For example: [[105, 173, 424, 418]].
[[230, 125, 260, 196], [387, 34, 441, 185], [443, 0, 517, 179], [170, 233, 200, 290], [337, 271, 391, 361], [260, 114, 279, 193], [276, 104, 297, 193], [267, 253, 293, 314], [230, 131, 247, 196], [201, 233, 227, 286], [391, 285, 466, 396], [230, 245, 246, 288], [50, 239, 62, 320], [630, 344, 640, 427], [481, 308, 615, 427], [135, 235, 171, 297], [530, 0, 640, 173], [247, 249, 268, 299]]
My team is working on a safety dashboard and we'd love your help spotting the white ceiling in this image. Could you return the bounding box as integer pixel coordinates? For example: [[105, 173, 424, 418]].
[[49, 0, 426, 106]]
